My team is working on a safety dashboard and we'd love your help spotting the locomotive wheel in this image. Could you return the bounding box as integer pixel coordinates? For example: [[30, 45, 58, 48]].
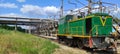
[[58, 39, 62, 43], [67, 39, 73, 47], [77, 40, 83, 49], [64, 39, 69, 45], [57, 36, 62, 43]]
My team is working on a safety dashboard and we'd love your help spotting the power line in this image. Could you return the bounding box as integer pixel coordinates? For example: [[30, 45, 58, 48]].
[[68, 0, 77, 8], [75, 0, 86, 6]]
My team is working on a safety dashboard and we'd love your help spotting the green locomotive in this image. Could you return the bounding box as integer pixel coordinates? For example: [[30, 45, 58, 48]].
[[57, 13, 117, 51], [57, 0, 119, 52], [58, 13, 112, 36]]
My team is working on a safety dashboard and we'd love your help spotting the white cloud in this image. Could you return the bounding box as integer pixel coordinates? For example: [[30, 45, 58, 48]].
[[20, 5, 59, 16], [112, 8, 120, 18], [0, 13, 25, 17], [44, 6, 60, 15], [0, 3, 18, 8], [113, 8, 120, 14], [17, 0, 26, 3], [20, 5, 45, 15]]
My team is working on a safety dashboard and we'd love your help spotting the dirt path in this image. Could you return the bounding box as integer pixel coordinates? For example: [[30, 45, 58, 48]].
[[53, 42, 88, 54]]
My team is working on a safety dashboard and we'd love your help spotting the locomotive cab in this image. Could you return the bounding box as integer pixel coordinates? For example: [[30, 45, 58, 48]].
[[87, 13, 112, 36]]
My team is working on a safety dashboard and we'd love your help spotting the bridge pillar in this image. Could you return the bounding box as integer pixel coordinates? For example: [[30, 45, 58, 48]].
[[28, 26, 31, 34], [15, 24, 17, 31], [15, 18, 17, 31], [37, 24, 40, 35], [28, 19, 32, 34]]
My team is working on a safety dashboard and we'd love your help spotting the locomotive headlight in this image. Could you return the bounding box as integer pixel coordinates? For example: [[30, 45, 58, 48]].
[[102, 16, 105, 20], [101, 16, 106, 22]]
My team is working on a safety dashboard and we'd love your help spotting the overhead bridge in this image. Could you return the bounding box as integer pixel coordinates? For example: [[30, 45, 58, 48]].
[[0, 16, 53, 25], [0, 16, 58, 35]]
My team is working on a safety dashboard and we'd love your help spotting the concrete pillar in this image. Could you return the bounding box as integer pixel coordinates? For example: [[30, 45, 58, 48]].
[[29, 19, 32, 34], [28, 25, 31, 34], [25, 29, 28, 33], [37, 24, 40, 35], [15, 18, 17, 31]]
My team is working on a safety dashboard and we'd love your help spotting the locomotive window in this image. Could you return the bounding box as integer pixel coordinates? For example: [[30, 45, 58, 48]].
[[86, 18, 92, 35], [59, 18, 65, 24]]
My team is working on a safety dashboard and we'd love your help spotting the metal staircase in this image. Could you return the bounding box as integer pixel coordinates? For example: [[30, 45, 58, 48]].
[[112, 18, 120, 37]]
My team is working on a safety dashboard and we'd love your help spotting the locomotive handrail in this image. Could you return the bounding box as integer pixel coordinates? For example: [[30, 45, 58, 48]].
[[89, 25, 97, 36], [113, 18, 120, 26], [112, 18, 120, 35], [112, 26, 120, 35]]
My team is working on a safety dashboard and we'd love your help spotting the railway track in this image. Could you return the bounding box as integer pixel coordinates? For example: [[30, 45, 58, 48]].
[[38, 35, 120, 54]]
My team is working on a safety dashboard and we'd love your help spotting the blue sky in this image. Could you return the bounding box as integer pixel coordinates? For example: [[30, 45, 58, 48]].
[[0, 0, 120, 19]]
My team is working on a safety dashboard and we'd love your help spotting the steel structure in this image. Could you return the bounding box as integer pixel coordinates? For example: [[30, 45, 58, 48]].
[[0, 16, 58, 35]]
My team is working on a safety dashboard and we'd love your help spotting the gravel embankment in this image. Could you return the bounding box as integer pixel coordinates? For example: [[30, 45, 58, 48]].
[[53, 42, 87, 54]]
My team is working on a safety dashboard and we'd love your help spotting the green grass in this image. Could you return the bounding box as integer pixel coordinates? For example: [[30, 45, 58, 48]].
[[0, 28, 58, 54]]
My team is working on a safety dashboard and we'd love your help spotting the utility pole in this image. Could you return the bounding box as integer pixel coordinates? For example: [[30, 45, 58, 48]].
[[88, 0, 92, 14], [99, 0, 102, 13], [87, 0, 103, 14], [60, 0, 64, 18]]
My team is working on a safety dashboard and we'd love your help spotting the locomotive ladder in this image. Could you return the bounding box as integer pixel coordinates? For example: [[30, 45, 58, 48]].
[[112, 18, 120, 36]]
